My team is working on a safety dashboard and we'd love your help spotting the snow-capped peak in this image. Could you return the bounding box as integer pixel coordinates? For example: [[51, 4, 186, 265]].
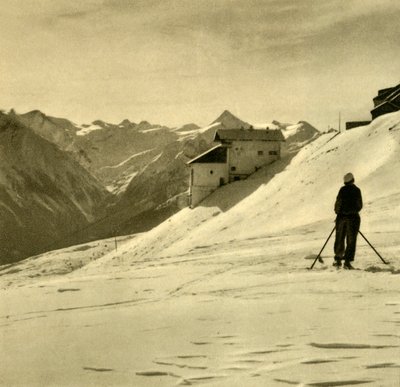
[[211, 110, 251, 129]]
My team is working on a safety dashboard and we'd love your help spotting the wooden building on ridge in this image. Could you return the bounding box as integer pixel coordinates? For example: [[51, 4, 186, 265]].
[[346, 83, 400, 130], [187, 128, 285, 207], [371, 83, 400, 120]]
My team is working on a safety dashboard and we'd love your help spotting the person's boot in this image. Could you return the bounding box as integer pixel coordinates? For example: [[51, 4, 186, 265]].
[[332, 258, 342, 268], [343, 261, 355, 270]]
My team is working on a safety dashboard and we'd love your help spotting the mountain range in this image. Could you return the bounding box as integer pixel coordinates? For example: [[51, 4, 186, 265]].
[[1, 111, 399, 386], [0, 108, 320, 263], [0, 112, 110, 263]]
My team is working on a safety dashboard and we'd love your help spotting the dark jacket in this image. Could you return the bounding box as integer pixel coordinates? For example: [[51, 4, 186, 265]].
[[334, 183, 363, 216]]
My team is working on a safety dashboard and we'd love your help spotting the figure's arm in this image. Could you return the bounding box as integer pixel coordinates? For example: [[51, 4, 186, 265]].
[[357, 189, 363, 212], [334, 190, 342, 214]]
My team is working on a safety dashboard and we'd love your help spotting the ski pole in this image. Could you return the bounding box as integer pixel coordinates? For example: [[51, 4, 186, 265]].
[[358, 231, 388, 265], [309, 225, 336, 270]]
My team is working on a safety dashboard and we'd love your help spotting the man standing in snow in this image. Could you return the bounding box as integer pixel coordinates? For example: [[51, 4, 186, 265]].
[[333, 173, 363, 269]]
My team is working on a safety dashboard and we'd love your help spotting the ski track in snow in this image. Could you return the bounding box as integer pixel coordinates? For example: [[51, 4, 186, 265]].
[[1, 228, 399, 386]]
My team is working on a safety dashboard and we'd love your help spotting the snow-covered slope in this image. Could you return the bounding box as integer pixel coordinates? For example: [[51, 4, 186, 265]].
[[1, 112, 399, 387], [1, 112, 400, 386], [84, 111, 400, 268]]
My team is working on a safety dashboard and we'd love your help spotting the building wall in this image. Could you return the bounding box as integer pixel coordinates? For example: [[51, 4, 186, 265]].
[[345, 121, 371, 130], [189, 163, 229, 207], [371, 85, 400, 119], [228, 140, 280, 180], [371, 102, 399, 119], [373, 89, 393, 107]]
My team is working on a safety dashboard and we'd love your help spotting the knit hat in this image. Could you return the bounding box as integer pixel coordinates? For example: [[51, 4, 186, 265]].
[[344, 172, 354, 184]]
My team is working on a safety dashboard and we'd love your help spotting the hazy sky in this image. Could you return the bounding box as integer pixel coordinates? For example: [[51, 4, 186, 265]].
[[1, 0, 399, 129]]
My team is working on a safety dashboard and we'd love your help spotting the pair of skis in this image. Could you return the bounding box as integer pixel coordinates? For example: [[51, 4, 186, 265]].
[[309, 227, 388, 270]]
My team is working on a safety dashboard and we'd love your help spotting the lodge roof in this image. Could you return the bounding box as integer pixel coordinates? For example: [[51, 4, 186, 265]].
[[376, 83, 400, 98], [214, 128, 285, 142], [187, 144, 227, 164], [371, 85, 400, 116]]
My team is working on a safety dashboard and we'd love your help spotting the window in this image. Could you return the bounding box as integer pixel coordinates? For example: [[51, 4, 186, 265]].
[[231, 166, 236, 171], [269, 150, 278, 155], [210, 170, 214, 174], [258, 151, 264, 156]]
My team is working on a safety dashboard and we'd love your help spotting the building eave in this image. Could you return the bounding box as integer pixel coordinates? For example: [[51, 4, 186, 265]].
[[371, 96, 400, 115], [213, 128, 285, 142], [186, 144, 227, 165]]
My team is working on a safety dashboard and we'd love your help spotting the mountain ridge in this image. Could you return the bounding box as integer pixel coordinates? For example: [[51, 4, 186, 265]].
[[0, 112, 110, 263], [2, 108, 321, 262]]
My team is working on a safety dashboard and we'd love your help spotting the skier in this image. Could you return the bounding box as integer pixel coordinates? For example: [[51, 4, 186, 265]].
[[333, 172, 363, 269]]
